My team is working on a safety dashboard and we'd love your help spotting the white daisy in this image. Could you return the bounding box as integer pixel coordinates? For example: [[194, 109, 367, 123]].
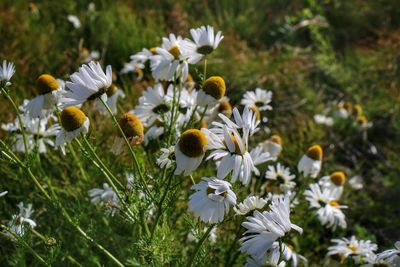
[[304, 183, 346, 229], [7, 202, 37, 237], [297, 145, 323, 178], [361, 254, 395, 267], [375, 241, 400, 266], [181, 25, 224, 64], [265, 163, 296, 192], [156, 146, 174, 169], [262, 135, 282, 158], [281, 243, 308, 267], [234, 195, 268, 216], [0, 60, 16, 86], [356, 115, 373, 130], [314, 114, 334, 126], [144, 125, 165, 145], [55, 106, 90, 155], [241, 88, 273, 111], [174, 129, 208, 176], [212, 107, 260, 138], [249, 145, 274, 176], [88, 183, 119, 216], [196, 76, 226, 107], [319, 171, 346, 196], [25, 74, 62, 119], [202, 126, 254, 185], [67, 15, 81, 29], [244, 242, 284, 267], [97, 84, 125, 115], [240, 194, 302, 258], [349, 175, 364, 190], [188, 177, 236, 224], [62, 61, 112, 107], [327, 236, 377, 264]]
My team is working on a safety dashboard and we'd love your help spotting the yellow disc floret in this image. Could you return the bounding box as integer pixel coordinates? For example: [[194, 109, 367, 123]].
[[150, 47, 158, 55], [202, 76, 226, 100], [353, 104, 363, 116], [217, 100, 232, 117], [269, 135, 282, 145], [207, 187, 227, 197], [61, 106, 87, 132], [330, 171, 346, 186], [168, 45, 181, 59], [356, 115, 368, 126], [250, 106, 261, 121], [106, 84, 118, 97], [306, 145, 323, 161], [178, 129, 208, 157], [119, 113, 144, 139], [36, 74, 60, 95], [329, 200, 340, 208]]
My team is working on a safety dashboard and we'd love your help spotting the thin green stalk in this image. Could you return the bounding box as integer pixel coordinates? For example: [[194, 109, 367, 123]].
[[68, 143, 89, 181], [1, 88, 29, 157], [99, 97, 150, 197], [186, 224, 215, 267], [0, 226, 50, 266], [203, 58, 207, 82], [198, 105, 208, 128]]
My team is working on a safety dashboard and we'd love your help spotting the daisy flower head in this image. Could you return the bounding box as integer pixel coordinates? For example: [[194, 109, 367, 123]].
[[240, 194, 302, 258], [211, 97, 233, 119], [7, 202, 36, 237], [181, 25, 224, 64], [62, 61, 112, 108], [0, 60, 16, 86], [111, 112, 144, 155], [319, 171, 346, 195], [244, 243, 285, 267], [349, 175, 364, 190], [304, 183, 346, 229], [249, 145, 274, 176], [97, 84, 125, 115], [188, 177, 236, 224], [297, 145, 323, 178], [56, 106, 90, 154], [197, 76, 226, 107], [314, 114, 334, 126], [375, 241, 400, 266], [67, 14, 81, 29], [88, 183, 119, 216], [174, 129, 208, 176], [202, 126, 254, 185], [262, 134, 282, 158], [26, 74, 62, 118], [241, 88, 273, 111], [265, 163, 296, 192], [356, 115, 373, 130], [327, 236, 377, 264], [234, 195, 268, 216], [156, 146, 174, 169]]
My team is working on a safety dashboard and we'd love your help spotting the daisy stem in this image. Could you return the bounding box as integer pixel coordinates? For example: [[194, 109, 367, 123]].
[[0, 140, 126, 267], [0, 225, 50, 267], [186, 224, 215, 267], [198, 105, 208, 128], [167, 76, 178, 146], [68, 142, 89, 181], [99, 98, 151, 197], [203, 58, 207, 82], [1, 87, 29, 158]]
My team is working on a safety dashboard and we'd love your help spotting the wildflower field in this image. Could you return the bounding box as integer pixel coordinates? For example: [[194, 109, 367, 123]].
[[1, 0, 400, 266]]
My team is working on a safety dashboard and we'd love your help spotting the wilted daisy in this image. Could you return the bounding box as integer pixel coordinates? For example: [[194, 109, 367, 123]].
[[375, 241, 400, 266], [0, 60, 16, 86], [304, 183, 346, 229], [62, 61, 112, 107], [156, 146, 174, 169], [297, 145, 323, 178], [174, 129, 208, 176], [262, 135, 282, 158], [188, 177, 236, 224], [197, 76, 226, 106], [319, 171, 346, 195], [240, 195, 302, 258], [181, 25, 224, 64], [241, 88, 273, 111], [97, 84, 125, 115], [314, 114, 334, 126], [26, 74, 62, 118], [67, 15, 81, 29], [55, 106, 90, 154], [88, 183, 119, 216], [265, 163, 296, 192], [234, 195, 268, 216], [7, 202, 36, 237], [203, 126, 254, 185], [212, 107, 260, 138], [327, 236, 377, 264]]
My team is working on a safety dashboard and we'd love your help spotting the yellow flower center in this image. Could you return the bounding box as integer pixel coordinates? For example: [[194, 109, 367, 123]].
[[353, 104, 363, 116], [269, 135, 282, 145], [206, 187, 227, 197], [186, 73, 194, 83], [343, 101, 353, 111], [61, 106, 86, 132], [202, 76, 226, 100], [36, 74, 60, 95], [306, 145, 323, 161], [217, 100, 232, 117], [119, 113, 144, 139], [106, 84, 118, 97], [178, 129, 208, 157], [329, 200, 340, 208], [168, 45, 181, 59], [197, 45, 214, 55], [150, 47, 158, 55], [348, 244, 358, 252], [330, 171, 346, 186], [356, 115, 367, 126], [250, 106, 261, 121], [135, 68, 143, 79]]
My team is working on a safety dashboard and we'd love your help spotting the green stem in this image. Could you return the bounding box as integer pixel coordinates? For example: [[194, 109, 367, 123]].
[[68, 142, 89, 181], [186, 224, 215, 267], [203, 58, 207, 82], [1, 88, 29, 157]]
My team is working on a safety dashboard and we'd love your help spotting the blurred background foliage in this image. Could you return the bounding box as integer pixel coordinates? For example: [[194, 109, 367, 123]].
[[0, 0, 399, 266]]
